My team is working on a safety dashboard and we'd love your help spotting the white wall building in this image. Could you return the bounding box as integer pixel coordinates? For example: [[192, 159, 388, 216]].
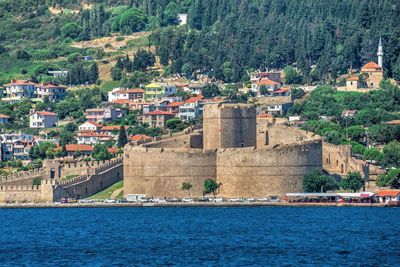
[[29, 111, 58, 128]]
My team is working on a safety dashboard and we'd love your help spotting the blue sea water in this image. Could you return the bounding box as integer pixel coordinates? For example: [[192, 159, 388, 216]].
[[0, 207, 399, 266]]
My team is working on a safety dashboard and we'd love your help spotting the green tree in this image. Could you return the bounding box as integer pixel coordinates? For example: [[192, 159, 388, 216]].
[[182, 182, 193, 197], [340, 172, 364, 192], [381, 141, 400, 167], [202, 83, 220, 98], [203, 178, 219, 197], [302, 169, 339, 193], [117, 126, 128, 148], [61, 23, 83, 40], [88, 62, 99, 84], [284, 66, 303, 84], [118, 8, 146, 34], [377, 169, 400, 189]]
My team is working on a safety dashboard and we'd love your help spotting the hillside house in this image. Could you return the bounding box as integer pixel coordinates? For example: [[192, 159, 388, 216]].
[[178, 95, 204, 121], [4, 80, 37, 101], [144, 83, 177, 101], [36, 83, 67, 101], [77, 132, 113, 145], [85, 107, 126, 123], [142, 110, 175, 128], [65, 144, 93, 157], [78, 121, 102, 132], [252, 79, 281, 95], [108, 88, 145, 102], [29, 111, 58, 129]]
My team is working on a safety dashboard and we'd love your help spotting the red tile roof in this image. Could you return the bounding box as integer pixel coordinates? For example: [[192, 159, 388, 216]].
[[167, 102, 184, 107], [185, 95, 204, 103], [107, 147, 119, 154], [378, 190, 400, 197], [257, 113, 273, 118], [100, 125, 123, 131], [4, 80, 37, 86], [65, 144, 93, 152], [130, 134, 152, 142], [35, 111, 57, 116], [362, 61, 382, 69], [347, 76, 359, 81], [144, 110, 174, 116], [0, 114, 10, 119], [86, 121, 102, 127], [274, 88, 289, 93], [254, 79, 279, 86]]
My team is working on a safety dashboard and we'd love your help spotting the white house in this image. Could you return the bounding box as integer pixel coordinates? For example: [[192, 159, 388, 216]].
[[77, 132, 113, 145], [78, 121, 102, 132], [252, 78, 281, 95], [29, 111, 58, 128], [108, 88, 145, 103], [178, 95, 204, 121], [36, 83, 67, 101], [4, 80, 37, 101], [378, 190, 400, 204]]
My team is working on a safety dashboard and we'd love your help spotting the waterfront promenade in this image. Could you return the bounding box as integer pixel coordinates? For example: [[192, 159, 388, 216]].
[[0, 202, 391, 209]]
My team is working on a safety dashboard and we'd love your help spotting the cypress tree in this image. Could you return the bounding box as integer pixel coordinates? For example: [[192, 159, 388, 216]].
[[117, 126, 128, 148]]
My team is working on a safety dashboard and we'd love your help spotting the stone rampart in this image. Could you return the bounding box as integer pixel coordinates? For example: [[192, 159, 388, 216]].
[[62, 160, 123, 200], [0, 179, 68, 203], [217, 140, 322, 197], [322, 142, 368, 176], [124, 147, 216, 198]]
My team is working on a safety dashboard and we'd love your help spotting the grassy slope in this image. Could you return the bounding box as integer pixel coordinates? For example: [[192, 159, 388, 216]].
[[87, 180, 123, 200]]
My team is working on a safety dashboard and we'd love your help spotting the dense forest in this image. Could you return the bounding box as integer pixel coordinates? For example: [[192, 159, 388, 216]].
[[1, 0, 400, 84], [150, 0, 400, 83]]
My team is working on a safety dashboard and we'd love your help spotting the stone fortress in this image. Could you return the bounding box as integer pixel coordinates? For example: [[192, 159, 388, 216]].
[[124, 103, 323, 198]]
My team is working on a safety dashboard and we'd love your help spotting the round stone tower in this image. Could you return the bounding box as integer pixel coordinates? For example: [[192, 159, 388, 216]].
[[203, 103, 256, 150]]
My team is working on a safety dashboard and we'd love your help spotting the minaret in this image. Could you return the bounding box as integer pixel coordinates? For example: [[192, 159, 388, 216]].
[[377, 37, 383, 67]]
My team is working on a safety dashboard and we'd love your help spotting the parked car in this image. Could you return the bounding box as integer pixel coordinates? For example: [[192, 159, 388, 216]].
[[104, 199, 117, 203]]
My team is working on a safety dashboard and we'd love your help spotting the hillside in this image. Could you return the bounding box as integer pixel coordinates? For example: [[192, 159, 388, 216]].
[[0, 0, 399, 85]]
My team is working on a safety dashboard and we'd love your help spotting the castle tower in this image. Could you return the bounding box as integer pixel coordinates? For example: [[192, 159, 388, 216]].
[[203, 103, 256, 150], [377, 37, 383, 68]]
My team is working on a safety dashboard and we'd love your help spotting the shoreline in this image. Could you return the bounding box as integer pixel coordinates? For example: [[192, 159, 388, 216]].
[[0, 202, 393, 209]]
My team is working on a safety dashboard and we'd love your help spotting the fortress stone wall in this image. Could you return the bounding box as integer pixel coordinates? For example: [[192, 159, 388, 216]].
[[124, 103, 323, 198], [217, 140, 322, 197], [203, 104, 256, 150], [124, 147, 216, 198]]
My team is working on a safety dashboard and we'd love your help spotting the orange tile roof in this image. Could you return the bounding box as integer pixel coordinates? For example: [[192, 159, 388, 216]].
[[347, 76, 359, 81], [167, 102, 184, 107], [362, 61, 382, 70], [144, 110, 174, 116], [100, 125, 123, 131], [107, 147, 119, 154], [4, 80, 37, 86], [185, 95, 204, 103], [378, 190, 400, 197], [86, 121, 102, 127], [254, 79, 279, 86], [36, 111, 57, 116], [257, 113, 273, 118], [130, 134, 152, 142], [0, 114, 10, 119], [65, 144, 93, 152]]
